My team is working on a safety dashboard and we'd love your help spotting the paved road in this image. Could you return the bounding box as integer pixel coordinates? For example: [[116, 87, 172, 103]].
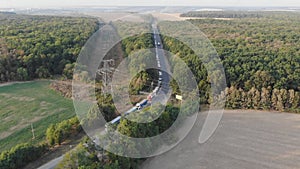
[[37, 156, 64, 169], [152, 23, 171, 95], [141, 110, 300, 169]]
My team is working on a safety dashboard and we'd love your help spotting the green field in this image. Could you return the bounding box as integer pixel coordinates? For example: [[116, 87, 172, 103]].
[[0, 81, 75, 152]]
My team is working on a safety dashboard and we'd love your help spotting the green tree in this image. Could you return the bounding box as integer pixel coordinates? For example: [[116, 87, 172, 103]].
[[46, 124, 56, 146]]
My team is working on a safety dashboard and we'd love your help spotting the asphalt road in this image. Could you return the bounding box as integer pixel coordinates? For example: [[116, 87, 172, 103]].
[[37, 156, 64, 169], [152, 23, 171, 95], [141, 110, 300, 169]]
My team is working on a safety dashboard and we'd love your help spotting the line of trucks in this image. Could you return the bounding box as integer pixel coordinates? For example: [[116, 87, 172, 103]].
[[105, 71, 163, 131], [105, 34, 164, 131]]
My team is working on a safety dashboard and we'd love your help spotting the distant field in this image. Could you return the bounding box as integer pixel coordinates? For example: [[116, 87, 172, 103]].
[[0, 81, 75, 152]]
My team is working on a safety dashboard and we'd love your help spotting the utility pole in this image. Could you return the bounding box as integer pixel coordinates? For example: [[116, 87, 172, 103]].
[[31, 123, 35, 140], [97, 59, 115, 93]]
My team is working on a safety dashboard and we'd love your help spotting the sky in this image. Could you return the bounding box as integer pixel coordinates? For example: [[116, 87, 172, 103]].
[[1, 0, 300, 8]]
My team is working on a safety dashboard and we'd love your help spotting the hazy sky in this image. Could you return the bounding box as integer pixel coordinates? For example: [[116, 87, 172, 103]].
[[1, 0, 300, 8]]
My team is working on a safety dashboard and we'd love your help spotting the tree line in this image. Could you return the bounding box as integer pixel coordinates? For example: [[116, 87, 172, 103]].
[[225, 86, 300, 113], [46, 117, 82, 146], [180, 11, 300, 19], [0, 143, 48, 169], [0, 116, 81, 169]]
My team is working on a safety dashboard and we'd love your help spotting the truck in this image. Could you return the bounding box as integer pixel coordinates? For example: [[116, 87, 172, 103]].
[[136, 99, 148, 110], [124, 107, 138, 116], [105, 116, 121, 132]]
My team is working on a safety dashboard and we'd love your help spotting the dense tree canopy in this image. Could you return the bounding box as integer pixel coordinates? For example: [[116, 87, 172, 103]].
[[0, 13, 99, 82], [46, 117, 81, 146], [0, 143, 48, 169], [186, 12, 300, 91], [159, 12, 300, 112]]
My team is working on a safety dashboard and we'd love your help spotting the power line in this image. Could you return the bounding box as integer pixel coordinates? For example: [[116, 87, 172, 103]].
[[96, 59, 115, 93]]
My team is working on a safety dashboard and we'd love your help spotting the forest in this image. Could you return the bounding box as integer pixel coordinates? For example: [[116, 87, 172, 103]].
[[161, 11, 300, 112], [0, 13, 99, 82]]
